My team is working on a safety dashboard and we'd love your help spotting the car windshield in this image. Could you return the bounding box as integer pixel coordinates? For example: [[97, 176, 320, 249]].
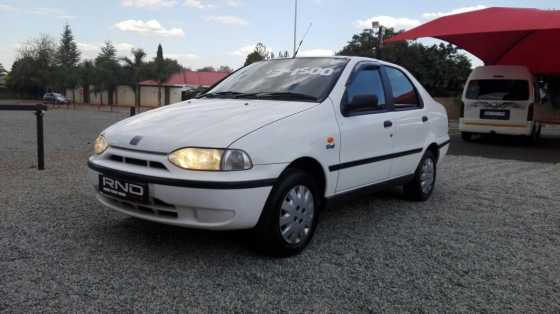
[[466, 79, 529, 101], [202, 57, 349, 102]]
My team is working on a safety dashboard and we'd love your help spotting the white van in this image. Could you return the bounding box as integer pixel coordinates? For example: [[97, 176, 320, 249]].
[[460, 65, 542, 141]]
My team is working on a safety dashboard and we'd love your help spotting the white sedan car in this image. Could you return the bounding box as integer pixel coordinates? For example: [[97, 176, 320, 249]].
[[89, 56, 449, 256]]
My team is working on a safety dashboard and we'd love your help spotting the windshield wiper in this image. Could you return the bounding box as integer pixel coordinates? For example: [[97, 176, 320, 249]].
[[235, 92, 318, 102], [200, 91, 247, 99]]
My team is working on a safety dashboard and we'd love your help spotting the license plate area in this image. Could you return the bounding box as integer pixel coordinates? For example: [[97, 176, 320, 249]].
[[480, 109, 510, 120], [99, 175, 149, 204]]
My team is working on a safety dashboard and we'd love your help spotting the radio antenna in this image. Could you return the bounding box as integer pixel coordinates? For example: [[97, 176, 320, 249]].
[[293, 0, 297, 57], [293, 22, 312, 58]]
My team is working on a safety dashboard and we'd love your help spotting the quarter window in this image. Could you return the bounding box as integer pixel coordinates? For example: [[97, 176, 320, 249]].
[[345, 67, 386, 111], [385, 67, 420, 108]]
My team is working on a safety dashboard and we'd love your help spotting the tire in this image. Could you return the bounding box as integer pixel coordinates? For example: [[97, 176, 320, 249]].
[[461, 132, 474, 142], [526, 124, 542, 145], [253, 169, 321, 257], [403, 150, 437, 202]]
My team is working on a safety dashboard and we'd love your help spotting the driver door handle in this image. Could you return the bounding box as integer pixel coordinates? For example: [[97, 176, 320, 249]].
[[384, 120, 393, 128], [422, 116, 429, 122]]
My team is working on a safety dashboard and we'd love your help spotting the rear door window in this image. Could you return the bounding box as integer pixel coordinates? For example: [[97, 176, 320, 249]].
[[385, 66, 420, 109], [466, 80, 529, 101]]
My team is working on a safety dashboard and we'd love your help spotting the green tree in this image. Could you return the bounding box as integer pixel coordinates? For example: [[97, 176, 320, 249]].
[[94, 41, 121, 106], [337, 29, 472, 96], [0, 63, 6, 88], [8, 57, 42, 97], [197, 66, 216, 72], [244, 43, 269, 66], [78, 60, 95, 103], [55, 24, 81, 103], [121, 48, 148, 108], [217, 65, 232, 72], [147, 44, 182, 106], [9, 34, 57, 97], [155, 44, 165, 106]]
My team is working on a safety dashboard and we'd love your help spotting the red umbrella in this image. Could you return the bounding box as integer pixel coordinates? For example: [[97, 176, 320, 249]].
[[386, 7, 560, 75]]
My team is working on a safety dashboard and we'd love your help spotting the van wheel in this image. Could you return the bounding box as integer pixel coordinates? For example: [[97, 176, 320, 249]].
[[253, 169, 320, 257], [527, 124, 542, 145], [461, 132, 474, 142], [404, 151, 436, 202]]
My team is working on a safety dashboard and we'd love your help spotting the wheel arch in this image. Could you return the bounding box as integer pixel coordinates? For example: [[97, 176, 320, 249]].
[[426, 142, 440, 162], [281, 157, 327, 198]]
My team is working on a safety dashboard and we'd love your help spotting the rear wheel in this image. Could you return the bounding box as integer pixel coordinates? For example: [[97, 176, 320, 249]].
[[404, 150, 437, 202], [527, 124, 542, 145], [253, 169, 320, 257], [461, 132, 474, 142]]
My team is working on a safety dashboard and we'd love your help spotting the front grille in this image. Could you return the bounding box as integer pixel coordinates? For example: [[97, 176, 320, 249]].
[[103, 194, 178, 219], [109, 154, 168, 170]]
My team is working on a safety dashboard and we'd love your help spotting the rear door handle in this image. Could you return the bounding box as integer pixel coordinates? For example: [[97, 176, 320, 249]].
[[384, 120, 393, 128], [422, 116, 429, 122]]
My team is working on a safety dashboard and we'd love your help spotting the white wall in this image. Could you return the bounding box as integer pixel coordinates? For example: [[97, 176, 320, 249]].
[[65, 85, 183, 107]]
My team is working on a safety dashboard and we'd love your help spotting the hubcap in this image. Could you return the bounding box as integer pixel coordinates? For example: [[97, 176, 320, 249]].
[[420, 158, 435, 194], [279, 185, 315, 245]]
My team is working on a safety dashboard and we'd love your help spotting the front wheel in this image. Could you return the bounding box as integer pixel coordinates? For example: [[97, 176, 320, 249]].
[[253, 169, 320, 257], [403, 150, 437, 202]]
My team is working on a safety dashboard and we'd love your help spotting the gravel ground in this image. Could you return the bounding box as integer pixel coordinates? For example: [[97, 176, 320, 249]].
[[1, 107, 560, 313]]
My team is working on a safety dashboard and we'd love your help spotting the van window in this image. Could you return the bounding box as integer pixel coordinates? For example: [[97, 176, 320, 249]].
[[466, 80, 529, 101]]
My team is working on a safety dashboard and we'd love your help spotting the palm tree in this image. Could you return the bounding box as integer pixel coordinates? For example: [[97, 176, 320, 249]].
[[121, 48, 147, 109]]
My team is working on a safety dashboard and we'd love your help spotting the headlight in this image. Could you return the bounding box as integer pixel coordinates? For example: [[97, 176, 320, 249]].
[[94, 135, 108, 155], [168, 148, 252, 171]]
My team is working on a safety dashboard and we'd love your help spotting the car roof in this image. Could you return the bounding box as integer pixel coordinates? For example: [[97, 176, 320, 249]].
[[468, 65, 533, 81], [273, 56, 403, 70]]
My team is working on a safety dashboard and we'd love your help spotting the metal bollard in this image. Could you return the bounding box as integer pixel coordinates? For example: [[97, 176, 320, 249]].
[[130, 106, 136, 116], [35, 109, 45, 170]]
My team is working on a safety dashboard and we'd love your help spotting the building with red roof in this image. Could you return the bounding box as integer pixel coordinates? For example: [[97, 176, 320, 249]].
[[139, 70, 229, 88], [66, 70, 230, 107]]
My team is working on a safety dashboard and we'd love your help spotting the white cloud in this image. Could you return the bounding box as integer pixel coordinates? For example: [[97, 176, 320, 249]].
[[183, 0, 215, 9], [30, 7, 75, 19], [354, 16, 420, 31], [166, 53, 199, 60], [121, 0, 177, 8], [297, 49, 334, 57], [204, 15, 248, 26], [422, 5, 487, 19], [77, 42, 135, 59], [115, 19, 185, 37], [0, 4, 17, 11], [225, 0, 241, 7], [230, 44, 256, 56]]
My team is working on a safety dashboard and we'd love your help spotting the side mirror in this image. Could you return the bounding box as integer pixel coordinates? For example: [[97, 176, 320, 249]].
[[344, 94, 379, 113]]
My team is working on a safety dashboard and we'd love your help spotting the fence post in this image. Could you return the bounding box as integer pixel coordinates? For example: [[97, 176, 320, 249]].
[[35, 108, 45, 170]]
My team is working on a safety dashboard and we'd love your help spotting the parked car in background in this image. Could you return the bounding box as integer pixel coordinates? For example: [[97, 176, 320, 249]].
[[88, 57, 450, 256], [43, 92, 70, 104], [460, 65, 542, 142]]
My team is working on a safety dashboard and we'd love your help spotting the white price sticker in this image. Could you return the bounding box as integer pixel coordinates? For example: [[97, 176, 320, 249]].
[[267, 67, 335, 78]]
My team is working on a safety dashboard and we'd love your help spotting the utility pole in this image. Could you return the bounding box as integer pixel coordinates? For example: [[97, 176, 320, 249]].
[[293, 0, 298, 57], [371, 21, 384, 59]]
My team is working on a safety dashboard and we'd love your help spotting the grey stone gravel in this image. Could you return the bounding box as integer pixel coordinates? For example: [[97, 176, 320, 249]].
[[1, 107, 560, 313]]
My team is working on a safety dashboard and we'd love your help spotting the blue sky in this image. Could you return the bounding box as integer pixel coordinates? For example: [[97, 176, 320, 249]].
[[0, 0, 558, 70]]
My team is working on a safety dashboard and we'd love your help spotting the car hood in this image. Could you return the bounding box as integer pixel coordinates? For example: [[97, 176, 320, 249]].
[[103, 98, 318, 152]]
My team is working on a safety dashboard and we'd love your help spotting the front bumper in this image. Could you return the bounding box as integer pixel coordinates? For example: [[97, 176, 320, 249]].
[[88, 148, 286, 230], [459, 118, 533, 136]]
